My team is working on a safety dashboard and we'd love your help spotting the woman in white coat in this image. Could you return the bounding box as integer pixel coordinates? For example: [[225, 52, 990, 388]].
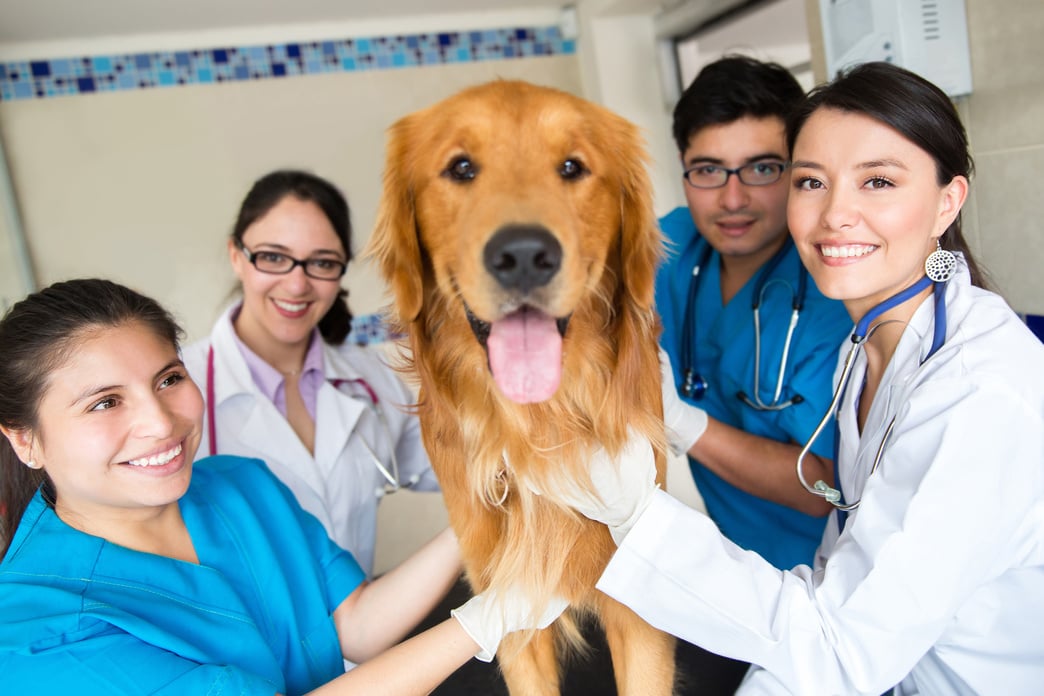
[[548, 62, 1044, 694], [183, 170, 438, 576]]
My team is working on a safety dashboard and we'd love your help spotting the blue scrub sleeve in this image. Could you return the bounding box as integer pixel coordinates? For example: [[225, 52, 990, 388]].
[[0, 627, 278, 695]]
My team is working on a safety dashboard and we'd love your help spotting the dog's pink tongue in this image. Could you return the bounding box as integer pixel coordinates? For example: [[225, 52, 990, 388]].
[[487, 308, 562, 404]]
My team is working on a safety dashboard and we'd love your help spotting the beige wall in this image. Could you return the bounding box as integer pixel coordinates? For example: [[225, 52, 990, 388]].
[[959, 0, 1044, 315], [806, 0, 1044, 315]]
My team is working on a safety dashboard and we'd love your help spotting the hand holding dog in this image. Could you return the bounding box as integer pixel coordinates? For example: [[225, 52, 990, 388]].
[[526, 432, 659, 546], [660, 347, 709, 457], [452, 589, 568, 662]]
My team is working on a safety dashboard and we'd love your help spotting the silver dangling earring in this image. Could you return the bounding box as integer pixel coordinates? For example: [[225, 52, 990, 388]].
[[925, 239, 957, 282]]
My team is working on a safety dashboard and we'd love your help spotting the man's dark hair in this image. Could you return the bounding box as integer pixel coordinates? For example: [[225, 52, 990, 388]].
[[672, 54, 805, 153]]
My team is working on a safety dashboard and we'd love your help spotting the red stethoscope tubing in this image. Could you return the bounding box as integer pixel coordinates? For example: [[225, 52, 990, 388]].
[[205, 345, 378, 457]]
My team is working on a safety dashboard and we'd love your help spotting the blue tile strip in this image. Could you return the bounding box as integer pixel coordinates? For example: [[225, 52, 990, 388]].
[[0, 25, 574, 101], [348, 312, 402, 346]]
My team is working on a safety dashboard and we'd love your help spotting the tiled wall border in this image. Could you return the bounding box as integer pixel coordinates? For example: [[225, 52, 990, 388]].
[[0, 25, 574, 102], [348, 313, 402, 346]]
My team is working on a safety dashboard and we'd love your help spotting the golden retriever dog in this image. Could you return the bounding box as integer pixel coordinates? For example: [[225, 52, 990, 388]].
[[367, 80, 675, 695]]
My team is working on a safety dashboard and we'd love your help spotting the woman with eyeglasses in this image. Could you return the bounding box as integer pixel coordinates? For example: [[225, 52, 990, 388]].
[[182, 170, 439, 578]]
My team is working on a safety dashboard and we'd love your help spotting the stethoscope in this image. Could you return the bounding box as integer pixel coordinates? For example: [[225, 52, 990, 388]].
[[205, 346, 414, 497], [680, 237, 809, 410], [796, 275, 947, 528]]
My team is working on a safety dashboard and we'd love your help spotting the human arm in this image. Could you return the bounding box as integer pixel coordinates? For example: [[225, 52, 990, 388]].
[[311, 588, 567, 696], [305, 617, 478, 696], [686, 419, 833, 516], [597, 380, 1044, 694], [332, 527, 461, 663], [659, 347, 833, 516]]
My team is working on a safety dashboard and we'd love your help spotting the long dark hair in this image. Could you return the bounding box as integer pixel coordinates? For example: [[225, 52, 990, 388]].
[[0, 279, 183, 558], [787, 61, 987, 287], [231, 169, 354, 344]]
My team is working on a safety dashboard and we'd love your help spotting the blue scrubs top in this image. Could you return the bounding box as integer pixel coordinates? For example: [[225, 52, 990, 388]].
[[0, 455, 366, 695], [656, 207, 852, 569]]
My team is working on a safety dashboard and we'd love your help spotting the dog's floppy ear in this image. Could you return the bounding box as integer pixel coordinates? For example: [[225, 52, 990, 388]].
[[614, 120, 663, 311], [366, 115, 425, 323]]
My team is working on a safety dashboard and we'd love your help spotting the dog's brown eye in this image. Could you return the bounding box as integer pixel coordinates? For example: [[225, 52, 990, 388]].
[[559, 158, 588, 180], [445, 156, 477, 182]]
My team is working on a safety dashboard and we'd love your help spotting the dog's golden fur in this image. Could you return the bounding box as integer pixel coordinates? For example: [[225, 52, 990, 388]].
[[367, 80, 675, 695]]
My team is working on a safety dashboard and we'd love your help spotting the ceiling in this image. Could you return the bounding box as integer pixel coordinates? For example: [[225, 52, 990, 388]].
[[0, 0, 689, 45]]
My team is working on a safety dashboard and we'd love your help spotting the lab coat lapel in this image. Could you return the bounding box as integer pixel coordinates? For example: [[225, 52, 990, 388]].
[[207, 313, 256, 408], [209, 316, 325, 495], [314, 343, 365, 468], [873, 294, 936, 438], [238, 401, 320, 485], [849, 296, 935, 500]]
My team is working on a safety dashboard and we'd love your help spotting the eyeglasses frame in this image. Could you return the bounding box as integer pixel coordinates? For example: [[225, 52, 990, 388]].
[[682, 161, 789, 189], [236, 241, 348, 281]]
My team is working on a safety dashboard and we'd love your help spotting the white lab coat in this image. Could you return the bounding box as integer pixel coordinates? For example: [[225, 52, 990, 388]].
[[182, 307, 439, 576], [598, 262, 1044, 695]]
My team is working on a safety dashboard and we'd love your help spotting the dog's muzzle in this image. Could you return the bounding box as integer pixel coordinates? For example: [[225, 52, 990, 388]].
[[457, 224, 573, 404], [483, 224, 562, 295]]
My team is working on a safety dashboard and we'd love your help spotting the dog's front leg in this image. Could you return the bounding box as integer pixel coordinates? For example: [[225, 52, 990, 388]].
[[498, 626, 561, 696], [597, 593, 677, 695]]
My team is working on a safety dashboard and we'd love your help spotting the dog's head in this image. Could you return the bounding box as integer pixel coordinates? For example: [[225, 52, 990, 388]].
[[368, 80, 661, 405]]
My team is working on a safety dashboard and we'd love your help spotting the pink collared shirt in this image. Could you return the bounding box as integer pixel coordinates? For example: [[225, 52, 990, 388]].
[[228, 305, 326, 421]]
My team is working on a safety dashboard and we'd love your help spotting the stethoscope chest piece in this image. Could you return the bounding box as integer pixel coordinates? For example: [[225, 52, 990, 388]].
[[681, 369, 708, 400]]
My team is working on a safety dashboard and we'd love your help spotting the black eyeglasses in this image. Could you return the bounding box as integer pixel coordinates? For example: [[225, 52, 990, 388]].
[[683, 161, 788, 189], [237, 242, 347, 280]]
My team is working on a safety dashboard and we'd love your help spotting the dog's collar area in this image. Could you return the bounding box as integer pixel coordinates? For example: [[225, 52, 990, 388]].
[[462, 302, 571, 349]]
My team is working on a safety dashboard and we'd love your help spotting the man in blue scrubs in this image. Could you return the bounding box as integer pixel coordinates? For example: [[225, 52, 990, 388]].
[[656, 56, 852, 692]]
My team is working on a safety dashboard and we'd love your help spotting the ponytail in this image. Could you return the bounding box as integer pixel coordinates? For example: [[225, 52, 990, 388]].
[[318, 289, 354, 345]]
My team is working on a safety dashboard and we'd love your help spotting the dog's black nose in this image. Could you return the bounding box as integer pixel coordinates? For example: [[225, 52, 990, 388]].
[[483, 225, 562, 293]]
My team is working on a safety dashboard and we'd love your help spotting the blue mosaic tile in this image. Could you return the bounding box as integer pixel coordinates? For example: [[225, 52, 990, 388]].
[[0, 25, 574, 101], [348, 313, 403, 346]]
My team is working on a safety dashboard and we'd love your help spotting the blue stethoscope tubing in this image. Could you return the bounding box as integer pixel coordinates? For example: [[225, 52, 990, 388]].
[[205, 345, 409, 496], [796, 275, 948, 519], [680, 237, 809, 410]]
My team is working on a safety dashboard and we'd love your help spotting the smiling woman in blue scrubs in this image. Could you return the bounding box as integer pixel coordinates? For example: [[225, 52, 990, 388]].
[[0, 279, 564, 695]]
